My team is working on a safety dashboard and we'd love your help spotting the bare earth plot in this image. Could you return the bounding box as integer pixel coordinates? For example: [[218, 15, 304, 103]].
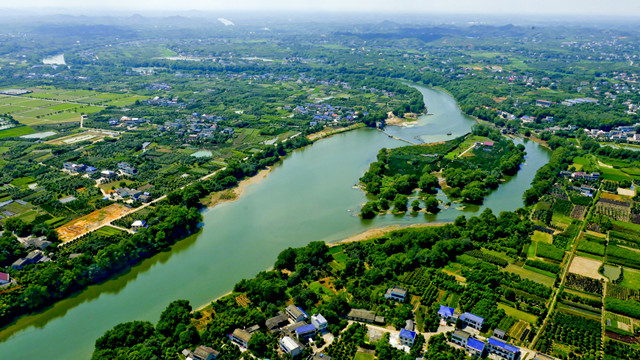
[[56, 203, 131, 242], [569, 256, 605, 280]]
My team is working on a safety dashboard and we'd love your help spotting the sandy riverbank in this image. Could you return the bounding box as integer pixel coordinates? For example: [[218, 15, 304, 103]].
[[385, 111, 419, 127], [203, 167, 272, 208], [328, 221, 450, 247], [307, 123, 365, 141]]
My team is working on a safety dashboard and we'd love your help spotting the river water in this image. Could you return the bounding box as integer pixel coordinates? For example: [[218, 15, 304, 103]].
[[0, 85, 550, 359]]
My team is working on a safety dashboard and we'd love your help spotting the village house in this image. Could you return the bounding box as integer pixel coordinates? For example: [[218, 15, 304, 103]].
[[438, 305, 455, 322], [265, 312, 289, 332], [347, 309, 385, 324], [534, 352, 557, 360], [118, 162, 137, 176], [286, 304, 309, 322], [398, 329, 416, 347], [460, 312, 484, 330], [280, 336, 304, 357], [450, 330, 486, 358], [0, 272, 11, 286], [294, 324, 317, 340], [310, 314, 328, 331], [487, 337, 521, 360], [230, 328, 252, 348], [384, 286, 407, 302], [186, 345, 219, 360], [131, 220, 148, 232], [306, 353, 332, 360]]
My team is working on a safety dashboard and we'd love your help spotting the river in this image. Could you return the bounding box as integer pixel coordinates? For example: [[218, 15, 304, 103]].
[[0, 85, 551, 359]]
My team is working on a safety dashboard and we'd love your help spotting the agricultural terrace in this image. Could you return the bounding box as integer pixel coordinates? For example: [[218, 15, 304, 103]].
[[0, 88, 146, 126], [56, 203, 132, 242]]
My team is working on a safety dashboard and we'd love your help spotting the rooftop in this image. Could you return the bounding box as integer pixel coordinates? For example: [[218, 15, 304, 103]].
[[467, 338, 485, 352], [399, 328, 416, 340], [438, 305, 455, 317], [488, 337, 520, 354], [295, 324, 317, 334], [461, 312, 484, 324]]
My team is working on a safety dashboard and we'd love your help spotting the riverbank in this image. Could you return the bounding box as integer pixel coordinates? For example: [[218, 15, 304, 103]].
[[203, 167, 272, 208], [328, 222, 451, 247]]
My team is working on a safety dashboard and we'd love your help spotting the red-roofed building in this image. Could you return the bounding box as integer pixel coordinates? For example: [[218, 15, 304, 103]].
[[0, 272, 10, 285]]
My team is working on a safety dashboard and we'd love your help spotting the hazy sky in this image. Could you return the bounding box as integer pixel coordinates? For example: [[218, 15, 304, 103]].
[[7, 0, 640, 16]]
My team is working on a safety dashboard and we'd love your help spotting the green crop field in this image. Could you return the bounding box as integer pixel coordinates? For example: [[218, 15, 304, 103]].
[[0, 126, 34, 138], [354, 352, 375, 360], [532, 230, 553, 244]]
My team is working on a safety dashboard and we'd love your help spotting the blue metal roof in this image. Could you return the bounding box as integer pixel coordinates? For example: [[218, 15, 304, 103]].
[[295, 324, 316, 334], [438, 305, 455, 317], [488, 337, 520, 353], [467, 338, 485, 352], [460, 312, 484, 324], [298, 307, 309, 318], [399, 329, 416, 340]]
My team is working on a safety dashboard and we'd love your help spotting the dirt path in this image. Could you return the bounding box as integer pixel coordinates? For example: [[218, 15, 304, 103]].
[[328, 222, 450, 247]]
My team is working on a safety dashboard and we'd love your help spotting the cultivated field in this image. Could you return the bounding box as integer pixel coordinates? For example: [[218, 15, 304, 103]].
[[0, 88, 146, 126], [56, 203, 132, 242]]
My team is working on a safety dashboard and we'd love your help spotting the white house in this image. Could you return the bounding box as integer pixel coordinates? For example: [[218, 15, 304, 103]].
[[311, 314, 328, 331], [384, 286, 407, 302], [280, 336, 303, 357], [399, 329, 416, 347]]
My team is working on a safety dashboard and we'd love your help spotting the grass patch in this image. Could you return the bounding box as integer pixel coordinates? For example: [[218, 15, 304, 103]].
[[619, 267, 640, 290], [537, 242, 565, 262], [523, 264, 557, 278], [354, 352, 375, 360], [603, 265, 622, 282], [10, 176, 36, 187], [497, 303, 538, 323], [532, 230, 553, 244], [504, 264, 556, 287], [483, 249, 516, 264]]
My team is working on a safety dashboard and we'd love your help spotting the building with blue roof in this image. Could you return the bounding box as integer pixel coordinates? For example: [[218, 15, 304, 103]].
[[487, 337, 521, 360], [438, 305, 455, 321], [466, 338, 486, 358], [460, 312, 484, 330], [295, 324, 317, 339], [399, 329, 416, 347]]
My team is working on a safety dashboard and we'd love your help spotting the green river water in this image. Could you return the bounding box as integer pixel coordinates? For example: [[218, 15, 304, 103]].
[[0, 85, 551, 359]]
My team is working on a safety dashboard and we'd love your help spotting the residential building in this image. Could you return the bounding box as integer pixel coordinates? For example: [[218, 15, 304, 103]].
[[286, 304, 308, 322], [311, 314, 328, 331], [536, 100, 555, 107], [399, 329, 416, 347], [384, 286, 407, 302], [230, 328, 252, 348], [118, 162, 137, 176], [347, 309, 385, 324], [59, 195, 77, 204], [487, 337, 521, 360], [101, 170, 116, 179], [466, 338, 486, 358], [12, 250, 47, 270], [405, 319, 415, 331], [280, 336, 303, 357], [460, 312, 484, 330], [138, 194, 152, 203], [132, 220, 148, 232], [265, 312, 289, 332], [494, 328, 507, 340], [451, 330, 470, 347], [438, 305, 455, 321], [295, 324, 317, 339], [189, 345, 219, 360], [0, 272, 10, 285]]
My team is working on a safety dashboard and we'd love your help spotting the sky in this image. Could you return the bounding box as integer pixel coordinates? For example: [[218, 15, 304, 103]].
[[5, 0, 640, 17]]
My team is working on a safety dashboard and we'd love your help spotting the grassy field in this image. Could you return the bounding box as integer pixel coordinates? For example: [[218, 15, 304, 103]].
[[603, 265, 622, 282], [498, 303, 538, 323], [94, 226, 125, 236], [505, 264, 556, 287], [354, 352, 375, 360], [483, 248, 516, 263], [532, 230, 553, 244], [444, 135, 489, 159], [0, 126, 34, 139], [619, 267, 640, 290]]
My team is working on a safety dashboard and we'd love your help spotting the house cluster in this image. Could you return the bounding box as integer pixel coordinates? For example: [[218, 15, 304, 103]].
[[112, 187, 152, 203], [118, 162, 137, 176], [143, 96, 185, 107], [63, 162, 98, 175], [292, 103, 358, 123], [559, 171, 600, 182], [228, 304, 330, 358], [438, 306, 521, 360], [11, 249, 50, 270], [146, 83, 172, 91], [108, 116, 149, 127], [475, 141, 494, 151], [560, 97, 599, 106], [158, 113, 228, 140], [583, 123, 640, 142], [182, 345, 219, 360]]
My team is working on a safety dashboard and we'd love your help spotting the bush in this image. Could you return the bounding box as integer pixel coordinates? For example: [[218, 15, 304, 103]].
[[536, 242, 565, 261], [525, 259, 561, 274]]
